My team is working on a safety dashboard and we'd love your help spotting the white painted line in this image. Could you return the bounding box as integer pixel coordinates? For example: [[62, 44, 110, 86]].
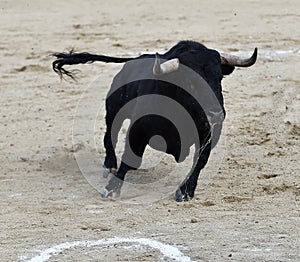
[[25, 237, 193, 262]]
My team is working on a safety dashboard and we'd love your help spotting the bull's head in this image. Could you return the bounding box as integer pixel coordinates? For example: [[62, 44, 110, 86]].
[[153, 48, 258, 76]]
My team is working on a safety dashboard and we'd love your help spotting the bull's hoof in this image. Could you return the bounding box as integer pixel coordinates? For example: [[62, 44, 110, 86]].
[[100, 188, 120, 199], [103, 167, 116, 178], [101, 188, 112, 198], [175, 189, 192, 202]]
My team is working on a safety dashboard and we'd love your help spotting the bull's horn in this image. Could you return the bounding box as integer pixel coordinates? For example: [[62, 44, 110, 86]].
[[220, 48, 257, 67], [153, 53, 180, 75]]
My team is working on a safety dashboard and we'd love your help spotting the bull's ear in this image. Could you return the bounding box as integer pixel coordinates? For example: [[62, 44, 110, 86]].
[[221, 65, 235, 75]]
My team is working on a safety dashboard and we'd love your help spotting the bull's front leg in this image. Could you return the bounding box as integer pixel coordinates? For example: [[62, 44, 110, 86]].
[[175, 141, 211, 202]]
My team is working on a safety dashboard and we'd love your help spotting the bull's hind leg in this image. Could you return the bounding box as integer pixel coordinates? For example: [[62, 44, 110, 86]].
[[175, 141, 211, 202], [103, 127, 117, 178], [101, 124, 147, 198], [103, 106, 122, 177], [101, 162, 130, 198]]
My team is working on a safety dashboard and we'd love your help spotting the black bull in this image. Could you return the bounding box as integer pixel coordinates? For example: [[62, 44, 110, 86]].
[[52, 40, 257, 201]]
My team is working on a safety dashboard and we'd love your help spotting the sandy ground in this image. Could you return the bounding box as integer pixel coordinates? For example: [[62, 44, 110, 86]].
[[0, 0, 299, 261]]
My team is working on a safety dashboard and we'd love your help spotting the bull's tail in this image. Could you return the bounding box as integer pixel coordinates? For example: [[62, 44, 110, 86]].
[[51, 50, 135, 79]]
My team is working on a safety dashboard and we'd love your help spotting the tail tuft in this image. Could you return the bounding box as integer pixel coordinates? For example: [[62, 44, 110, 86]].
[[51, 50, 135, 80], [51, 50, 93, 80]]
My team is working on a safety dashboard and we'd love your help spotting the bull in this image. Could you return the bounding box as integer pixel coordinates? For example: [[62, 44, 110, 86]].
[[52, 40, 257, 201]]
